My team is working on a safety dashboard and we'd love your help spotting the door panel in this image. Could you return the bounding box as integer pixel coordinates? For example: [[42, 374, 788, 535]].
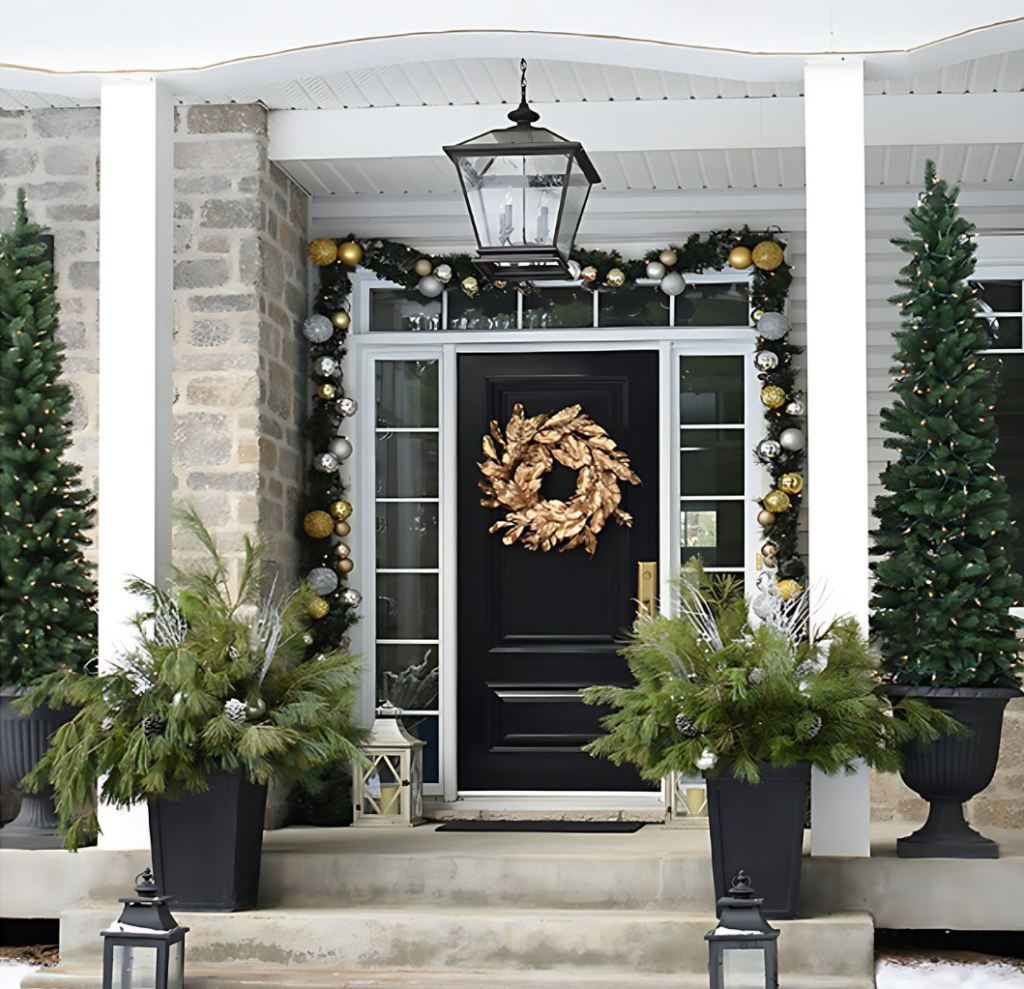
[[457, 351, 660, 791]]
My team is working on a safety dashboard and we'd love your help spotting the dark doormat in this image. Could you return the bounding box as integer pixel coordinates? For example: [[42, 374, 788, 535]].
[[434, 820, 648, 834]]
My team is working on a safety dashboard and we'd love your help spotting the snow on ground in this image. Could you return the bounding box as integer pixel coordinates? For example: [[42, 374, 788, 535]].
[[877, 956, 1024, 988], [0, 960, 35, 989]]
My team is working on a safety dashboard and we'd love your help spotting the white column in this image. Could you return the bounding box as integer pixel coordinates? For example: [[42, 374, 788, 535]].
[[97, 76, 174, 849], [804, 58, 872, 858]]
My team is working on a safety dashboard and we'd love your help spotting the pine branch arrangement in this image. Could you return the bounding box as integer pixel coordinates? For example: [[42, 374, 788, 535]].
[[1, 190, 97, 684], [582, 564, 962, 784], [19, 507, 365, 849], [871, 161, 1023, 688]]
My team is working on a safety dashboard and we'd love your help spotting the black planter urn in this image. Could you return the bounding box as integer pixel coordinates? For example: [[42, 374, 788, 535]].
[[149, 769, 268, 911], [887, 685, 1021, 859], [0, 688, 76, 849], [705, 762, 809, 920]]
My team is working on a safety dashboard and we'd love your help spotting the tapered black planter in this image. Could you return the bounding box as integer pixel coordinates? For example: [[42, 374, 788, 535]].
[[0, 688, 76, 849], [149, 769, 267, 911], [887, 685, 1020, 859], [705, 762, 809, 920]]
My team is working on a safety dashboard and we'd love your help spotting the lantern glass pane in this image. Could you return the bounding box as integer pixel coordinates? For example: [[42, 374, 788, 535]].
[[110, 944, 159, 989], [721, 945, 767, 988], [364, 755, 403, 817], [167, 941, 184, 989], [458, 152, 572, 250], [555, 162, 591, 259]]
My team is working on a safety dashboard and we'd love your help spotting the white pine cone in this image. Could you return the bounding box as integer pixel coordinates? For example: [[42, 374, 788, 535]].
[[807, 715, 823, 739], [748, 667, 764, 685], [224, 698, 247, 724], [794, 660, 816, 679], [674, 713, 699, 738], [141, 716, 165, 737]]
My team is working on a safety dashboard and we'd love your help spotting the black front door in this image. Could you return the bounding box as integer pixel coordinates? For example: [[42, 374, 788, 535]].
[[457, 351, 659, 791]]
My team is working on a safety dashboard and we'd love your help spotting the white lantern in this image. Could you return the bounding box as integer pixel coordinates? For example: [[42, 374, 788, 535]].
[[351, 703, 425, 827], [664, 773, 709, 828]]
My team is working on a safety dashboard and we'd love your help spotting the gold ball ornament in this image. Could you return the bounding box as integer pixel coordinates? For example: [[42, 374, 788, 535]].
[[760, 385, 787, 409], [780, 472, 805, 495], [307, 597, 330, 620], [659, 249, 678, 268], [307, 238, 338, 266], [331, 310, 351, 330], [492, 279, 508, 289], [414, 258, 433, 277], [756, 509, 776, 527], [303, 510, 335, 539], [580, 266, 598, 283], [334, 520, 351, 537], [761, 541, 778, 558], [461, 276, 479, 296], [763, 490, 792, 514], [728, 246, 753, 270], [606, 268, 626, 288], [330, 499, 353, 521], [777, 579, 803, 601], [317, 383, 337, 401], [337, 241, 363, 267], [752, 309, 765, 321], [763, 554, 778, 569], [752, 241, 784, 271], [333, 542, 351, 560], [336, 557, 354, 574]]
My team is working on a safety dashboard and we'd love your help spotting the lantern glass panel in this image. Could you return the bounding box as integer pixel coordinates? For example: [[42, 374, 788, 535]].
[[167, 941, 184, 989], [110, 944, 158, 989], [364, 755, 402, 817], [555, 162, 591, 259], [721, 945, 767, 988]]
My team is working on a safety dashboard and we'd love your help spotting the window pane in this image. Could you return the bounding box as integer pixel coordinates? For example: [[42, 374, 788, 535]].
[[376, 502, 439, 570], [412, 714, 440, 785], [971, 280, 1022, 313], [375, 361, 438, 428], [598, 284, 670, 327], [680, 356, 745, 425], [681, 500, 745, 568], [376, 434, 439, 498], [680, 429, 745, 496], [994, 354, 1024, 590], [376, 644, 439, 709], [674, 281, 750, 326], [983, 315, 1022, 351], [447, 289, 517, 331], [369, 289, 441, 332], [522, 287, 593, 329], [377, 573, 439, 639]]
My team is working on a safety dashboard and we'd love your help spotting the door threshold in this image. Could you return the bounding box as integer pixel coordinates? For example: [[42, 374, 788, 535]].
[[425, 793, 665, 821]]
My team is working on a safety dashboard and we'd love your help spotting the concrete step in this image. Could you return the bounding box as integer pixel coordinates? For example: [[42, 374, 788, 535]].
[[58, 906, 875, 982]]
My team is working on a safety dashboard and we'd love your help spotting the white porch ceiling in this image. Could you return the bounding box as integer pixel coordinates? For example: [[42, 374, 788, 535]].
[[281, 143, 1024, 198], [3, 51, 1023, 111]]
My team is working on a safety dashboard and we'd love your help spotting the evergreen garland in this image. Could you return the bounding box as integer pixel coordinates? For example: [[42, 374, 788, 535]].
[[0, 190, 97, 685], [871, 162, 1023, 688]]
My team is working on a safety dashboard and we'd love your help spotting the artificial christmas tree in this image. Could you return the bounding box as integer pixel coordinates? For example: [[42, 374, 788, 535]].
[[871, 161, 1023, 858], [0, 191, 97, 847]]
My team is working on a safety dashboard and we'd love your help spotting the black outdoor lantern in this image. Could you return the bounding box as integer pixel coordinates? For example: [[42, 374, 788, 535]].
[[443, 59, 600, 282], [705, 871, 780, 989], [101, 869, 189, 989]]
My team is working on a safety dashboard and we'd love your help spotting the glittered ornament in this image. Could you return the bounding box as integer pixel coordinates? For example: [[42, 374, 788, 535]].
[[307, 597, 331, 620], [434, 263, 453, 283], [606, 268, 626, 287], [806, 715, 823, 739], [777, 579, 802, 601], [751, 594, 773, 620], [341, 588, 362, 608], [780, 428, 805, 452], [307, 238, 338, 266], [785, 399, 805, 417], [580, 265, 598, 282], [333, 542, 351, 560], [331, 310, 351, 331], [756, 509, 776, 527], [337, 397, 358, 417], [303, 510, 334, 539], [696, 747, 717, 771], [142, 716, 165, 737], [336, 557, 354, 574], [659, 249, 677, 268], [780, 472, 804, 495], [317, 383, 337, 401], [301, 632, 315, 646], [461, 276, 479, 296], [760, 385, 786, 409], [757, 312, 790, 341], [328, 435, 354, 461], [761, 541, 778, 558], [747, 667, 764, 685], [224, 698, 248, 724], [728, 245, 753, 270], [245, 697, 267, 721], [659, 271, 686, 296], [334, 520, 351, 538], [674, 713, 699, 738], [418, 274, 443, 298], [414, 258, 433, 277], [303, 314, 334, 343], [312, 356, 340, 378], [337, 241, 363, 267], [645, 260, 666, 280], [307, 566, 339, 596], [756, 438, 782, 460], [752, 241, 784, 271], [330, 500, 353, 521], [754, 351, 779, 371], [763, 489, 792, 513], [314, 451, 339, 473]]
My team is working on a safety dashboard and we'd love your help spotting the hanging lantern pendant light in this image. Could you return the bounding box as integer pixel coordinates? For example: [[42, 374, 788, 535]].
[[443, 59, 600, 282]]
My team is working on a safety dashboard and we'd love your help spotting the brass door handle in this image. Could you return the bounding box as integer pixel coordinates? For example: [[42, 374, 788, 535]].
[[637, 561, 657, 617]]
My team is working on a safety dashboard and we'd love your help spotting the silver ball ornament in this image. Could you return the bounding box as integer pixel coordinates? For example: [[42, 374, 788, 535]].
[[313, 451, 339, 473], [433, 263, 453, 284], [566, 259, 581, 280], [245, 697, 267, 721], [754, 351, 779, 372], [785, 399, 805, 417], [302, 314, 334, 343], [328, 435, 354, 461], [307, 566, 339, 596], [645, 260, 666, 280], [757, 439, 782, 460], [336, 397, 358, 417], [417, 274, 444, 298], [341, 588, 362, 608], [312, 356, 340, 378], [779, 428, 806, 451], [659, 271, 686, 297], [756, 312, 791, 341]]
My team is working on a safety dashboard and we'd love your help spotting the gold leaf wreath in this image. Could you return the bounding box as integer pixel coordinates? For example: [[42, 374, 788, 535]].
[[477, 403, 642, 555]]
